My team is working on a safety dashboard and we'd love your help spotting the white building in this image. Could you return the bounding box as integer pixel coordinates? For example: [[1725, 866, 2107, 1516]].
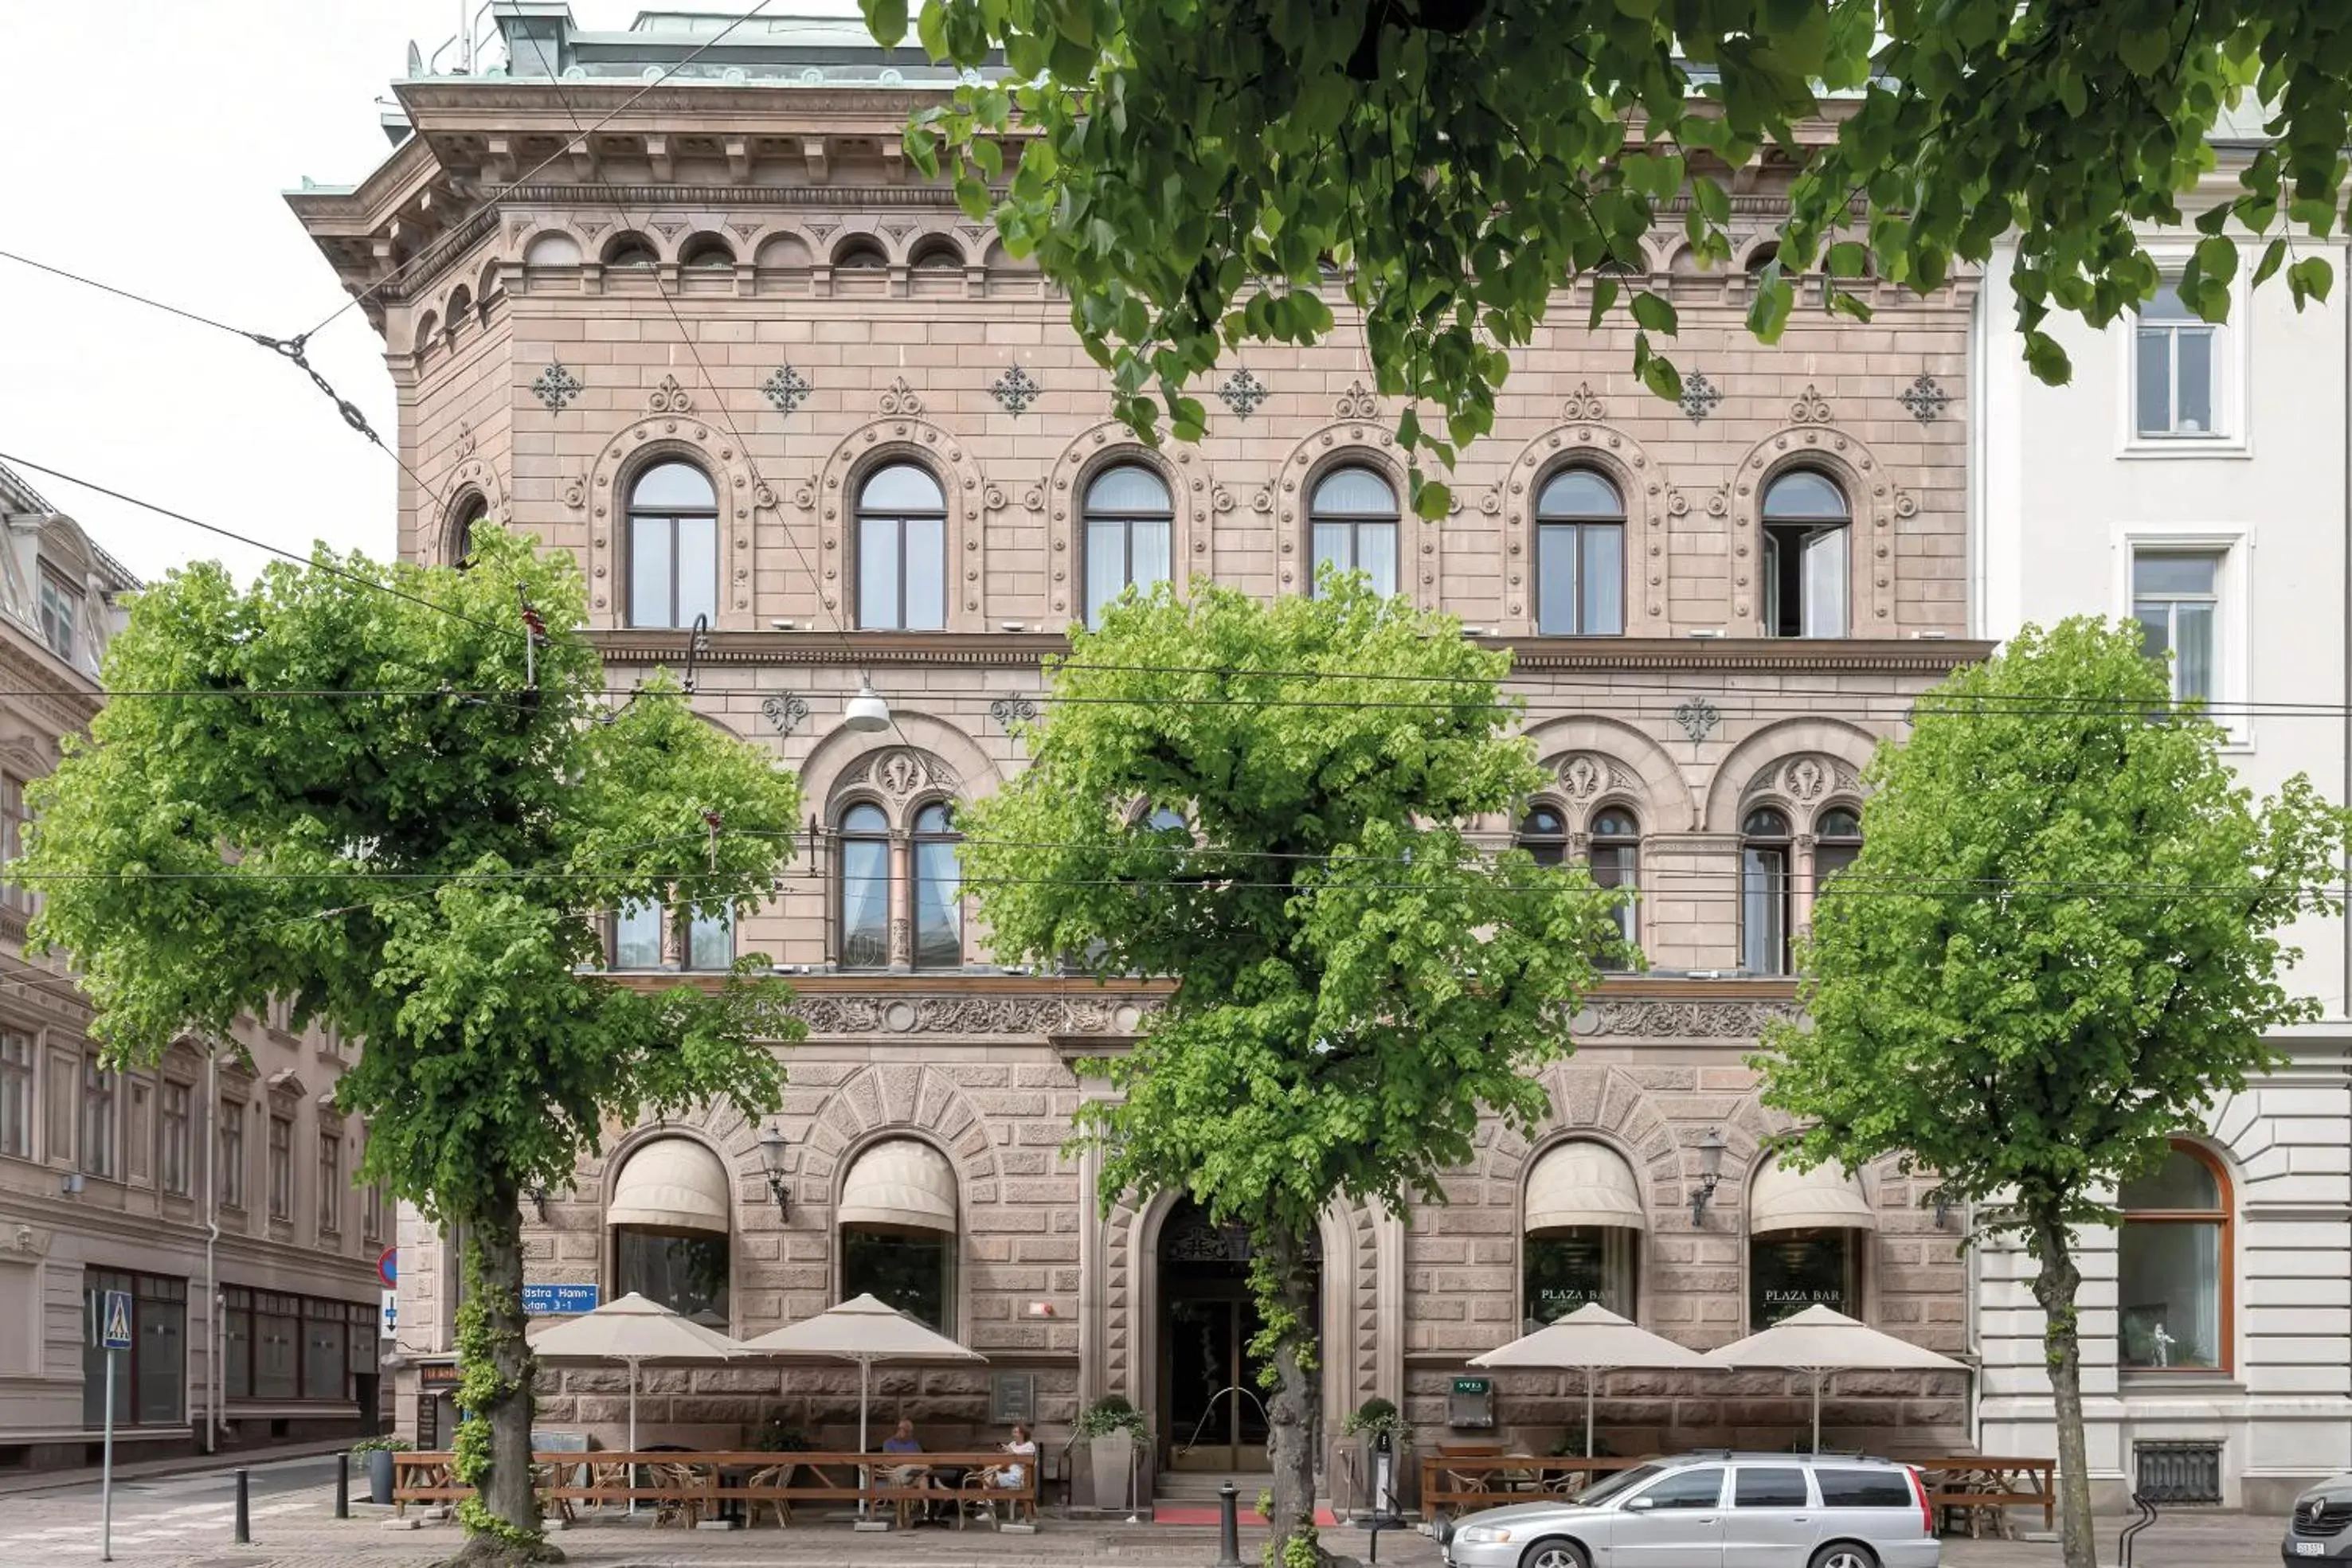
[[1974, 196, 2352, 1510]]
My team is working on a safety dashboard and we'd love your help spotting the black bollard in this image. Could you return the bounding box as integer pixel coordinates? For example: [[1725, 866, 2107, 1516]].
[[233, 1468, 251, 1544], [1215, 1480, 1243, 1567], [335, 1451, 350, 1518]]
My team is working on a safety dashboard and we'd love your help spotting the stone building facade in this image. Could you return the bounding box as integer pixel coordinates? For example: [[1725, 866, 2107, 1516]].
[[0, 462, 387, 1471], [295, 6, 1987, 1493]]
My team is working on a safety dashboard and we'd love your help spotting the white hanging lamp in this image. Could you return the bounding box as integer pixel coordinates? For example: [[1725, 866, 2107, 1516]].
[[841, 681, 891, 733]]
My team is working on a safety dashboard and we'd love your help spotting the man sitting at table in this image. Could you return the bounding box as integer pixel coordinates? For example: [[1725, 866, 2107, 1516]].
[[881, 1418, 941, 1522]]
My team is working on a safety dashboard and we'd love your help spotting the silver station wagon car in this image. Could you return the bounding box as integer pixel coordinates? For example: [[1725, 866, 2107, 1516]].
[[1435, 1450, 1940, 1568]]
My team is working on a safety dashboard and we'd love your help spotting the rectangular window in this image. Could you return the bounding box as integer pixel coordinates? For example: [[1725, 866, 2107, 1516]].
[[80, 1270, 186, 1427], [80, 1062, 115, 1179], [221, 1287, 252, 1398], [1751, 1228, 1857, 1326], [303, 1300, 346, 1401], [0, 1033, 32, 1158], [0, 775, 29, 916], [1735, 1467, 1813, 1507], [159, 1082, 190, 1195], [252, 1292, 299, 1398], [268, 1113, 293, 1221], [1311, 522, 1397, 598], [1536, 522, 1624, 635], [362, 1182, 385, 1245], [2132, 550, 2221, 705], [838, 835, 890, 968], [1741, 847, 1790, 976], [127, 1082, 150, 1183], [218, 1101, 245, 1209], [45, 1050, 74, 1163], [1762, 524, 1849, 638], [628, 516, 717, 629], [317, 1131, 341, 1237], [2135, 283, 2218, 438], [611, 901, 663, 968], [37, 572, 76, 663], [685, 906, 733, 971], [1816, 1468, 1916, 1509], [1084, 515, 1173, 627], [859, 514, 946, 629]]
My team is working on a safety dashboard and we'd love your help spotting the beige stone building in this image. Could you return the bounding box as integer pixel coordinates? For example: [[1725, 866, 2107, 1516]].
[[0, 461, 387, 1471], [293, 6, 1988, 1497]]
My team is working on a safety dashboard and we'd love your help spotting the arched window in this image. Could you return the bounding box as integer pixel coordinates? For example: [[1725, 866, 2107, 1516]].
[[523, 232, 582, 267], [609, 1139, 731, 1326], [446, 491, 489, 569], [834, 238, 888, 270], [1760, 470, 1849, 638], [856, 463, 947, 630], [1522, 1140, 1644, 1328], [1814, 805, 1862, 889], [836, 804, 890, 969], [678, 234, 734, 269], [1517, 805, 1569, 868], [1741, 807, 1793, 975], [1309, 467, 1398, 597], [1747, 1155, 1874, 1328], [910, 803, 961, 970], [839, 1139, 957, 1331], [602, 232, 659, 268], [2118, 1143, 2230, 1371], [909, 239, 965, 271], [626, 461, 718, 628], [1082, 465, 1174, 626], [1535, 469, 1624, 635], [1589, 807, 1639, 960]]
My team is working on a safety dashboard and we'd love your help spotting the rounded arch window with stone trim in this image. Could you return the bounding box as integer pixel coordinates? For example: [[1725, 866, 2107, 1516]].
[[678, 233, 735, 270], [907, 234, 965, 271], [1082, 463, 1175, 626], [832, 235, 889, 271], [837, 1136, 960, 1332], [2117, 1140, 2232, 1372], [1759, 468, 1851, 638], [624, 459, 718, 629], [609, 1136, 733, 1327], [1533, 467, 1626, 635], [444, 489, 489, 569], [1741, 806, 1794, 975], [1520, 1138, 1646, 1328], [1307, 465, 1399, 597], [910, 800, 963, 970], [834, 801, 891, 969], [601, 231, 659, 268], [855, 462, 948, 630], [1747, 1153, 1875, 1329], [522, 231, 583, 268], [1589, 804, 1641, 963], [1813, 804, 1863, 893], [1516, 804, 1570, 866]]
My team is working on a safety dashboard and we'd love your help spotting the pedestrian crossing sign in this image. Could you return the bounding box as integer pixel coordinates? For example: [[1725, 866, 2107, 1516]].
[[99, 1288, 131, 1351]]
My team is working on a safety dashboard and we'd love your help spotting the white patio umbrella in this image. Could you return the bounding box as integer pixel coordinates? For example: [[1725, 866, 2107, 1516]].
[[527, 1291, 744, 1513], [1700, 1304, 1963, 1453], [1470, 1304, 1714, 1458]]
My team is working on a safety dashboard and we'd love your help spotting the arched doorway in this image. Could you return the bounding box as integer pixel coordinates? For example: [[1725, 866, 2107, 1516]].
[[1156, 1199, 1319, 1472]]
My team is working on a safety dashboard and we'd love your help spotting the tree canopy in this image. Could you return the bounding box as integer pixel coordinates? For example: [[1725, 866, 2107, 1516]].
[[881, 0, 2347, 504], [23, 526, 802, 1562], [960, 575, 1622, 1558], [1756, 616, 2349, 1568]]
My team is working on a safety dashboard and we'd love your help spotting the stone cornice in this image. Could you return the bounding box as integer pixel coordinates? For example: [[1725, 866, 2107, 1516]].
[[503, 182, 961, 208]]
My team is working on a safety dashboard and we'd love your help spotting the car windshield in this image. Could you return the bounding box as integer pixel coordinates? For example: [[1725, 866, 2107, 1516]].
[[1576, 1463, 1665, 1506]]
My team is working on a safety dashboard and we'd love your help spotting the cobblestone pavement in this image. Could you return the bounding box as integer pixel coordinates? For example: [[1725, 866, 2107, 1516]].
[[0, 1481, 2287, 1568]]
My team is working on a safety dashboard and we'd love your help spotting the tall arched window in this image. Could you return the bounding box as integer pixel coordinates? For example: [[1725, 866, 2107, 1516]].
[[839, 1139, 958, 1331], [1535, 469, 1624, 635], [2118, 1143, 2231, 1371], [1589, 807, 1640, 960], [1517, 805, 1569, 868], [1083, 465, 1173, 626], [837, 804, 890, 968], [1521, 1140, 1645, 1328], [626, 462, 718, 628], [910, 803, 961, 969], [1814, 806, 1863, 887], [1741, 807, 1794, 975], [446, 491, 488, 569], [1760, 471, 1849, 637], [857, 464, 947, 629], [1309, 467, 1398, 596], [609, 1138, 731, 1326]]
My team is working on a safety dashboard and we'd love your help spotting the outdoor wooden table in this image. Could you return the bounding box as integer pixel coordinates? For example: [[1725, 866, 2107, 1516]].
[[1421, 1453, 1647, 1515], [1915, 1455, 2057, 1534]]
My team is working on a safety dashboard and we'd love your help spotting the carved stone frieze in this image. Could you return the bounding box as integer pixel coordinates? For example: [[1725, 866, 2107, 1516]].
[[1570, 999, 1803, 1038], [749, 991, 1162, 1037]]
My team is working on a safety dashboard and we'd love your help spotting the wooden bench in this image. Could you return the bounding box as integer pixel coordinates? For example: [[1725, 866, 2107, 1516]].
[[1914, 1455, 2057, 1535], [1420, 1454, 1648, 1516]]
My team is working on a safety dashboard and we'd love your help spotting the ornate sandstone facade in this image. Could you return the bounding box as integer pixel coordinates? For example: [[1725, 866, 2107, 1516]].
[[295, 6, 1985, 1493]]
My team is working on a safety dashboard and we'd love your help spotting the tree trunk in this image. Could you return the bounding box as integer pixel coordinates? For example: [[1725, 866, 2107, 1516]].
[[444, 1188, 562, 1567], [2027, 1208, 2096, 1568], [1259, 1229, 1323, 1566]]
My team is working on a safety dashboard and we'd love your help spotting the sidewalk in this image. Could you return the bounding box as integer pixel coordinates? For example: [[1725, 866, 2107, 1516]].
[[0, 1437, 357, 1498]]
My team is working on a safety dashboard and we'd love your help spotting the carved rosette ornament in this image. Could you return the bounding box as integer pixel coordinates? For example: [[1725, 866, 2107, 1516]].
[[1789, 384, 1834, 424], [1334, 380, 1379, 420], [1560, 382, 1607, 421], [878, 377, 924, 416], [648, 374, 694, 414]]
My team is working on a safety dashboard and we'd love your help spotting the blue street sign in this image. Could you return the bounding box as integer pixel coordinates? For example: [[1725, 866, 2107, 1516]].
[[521, 1284, 599, 1316], [100, 1289, 131, 1351]]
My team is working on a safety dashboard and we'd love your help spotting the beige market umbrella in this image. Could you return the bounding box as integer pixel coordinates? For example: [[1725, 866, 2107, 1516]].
[[1470, 1304, 1714, 1458], [741, 1294, 985, 1461], [529, 1291, 744, 1511], [1700, 1304, 1963, 1453]]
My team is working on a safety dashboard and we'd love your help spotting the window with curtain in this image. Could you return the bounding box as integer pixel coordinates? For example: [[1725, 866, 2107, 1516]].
[[1309, 467, 1398, 596], [837, 803, 890, 968], [1083, 465, 1173, 625], [317, 1131, 341, 1237], [1589, 807, 1640, 960], [1535, 469, 1625, 635], [2132, 550, 2221, 704], [268, 1113, 294, 1220], [2135, 283, 2219, 437], [1517, 805, 1569, 868], [1814, 806, 1862, 893], [610, 901, 663, 969], [857, 463, 948, 629], [218, 1101, 245, 1209], [686, 905, 733, 971], [2118, 1142, 2230, 1371], [616, 1230, 730, 1326], [911, 803, 962, 969], [80, 1062, 115, 1179], [160, 1081, 190, 1195], [0, 1033, 29, 1159], [1760, 470, 1849, 638], [1741, 807, 1793, 975], [626, 461, 718, 629]]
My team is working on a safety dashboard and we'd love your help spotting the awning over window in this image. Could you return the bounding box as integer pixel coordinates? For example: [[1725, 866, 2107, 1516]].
[[1749, 1155, 1877, 1234], [1524, 1140, 1646, 1232], [608, 1138, 732, 1236], [838, 1139, 957, 1234]]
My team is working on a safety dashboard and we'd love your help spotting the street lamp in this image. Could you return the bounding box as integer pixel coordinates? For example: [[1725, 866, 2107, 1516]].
[[757, 1123, 792, 1220], [1688, 1128, 1730, 1227], [841, 682, 891, 733]]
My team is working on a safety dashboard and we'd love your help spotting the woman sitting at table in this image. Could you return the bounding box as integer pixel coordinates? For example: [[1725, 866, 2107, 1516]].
[[970, 1422, 1039, 1522]]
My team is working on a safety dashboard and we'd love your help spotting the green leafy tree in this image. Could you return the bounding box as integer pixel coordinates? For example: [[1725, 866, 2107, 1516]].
[[1756, 618, 2349, 1568], [22, 527, 801, 1566], [876, 0, 2346, 505], [961, 576, 1622, 1562]]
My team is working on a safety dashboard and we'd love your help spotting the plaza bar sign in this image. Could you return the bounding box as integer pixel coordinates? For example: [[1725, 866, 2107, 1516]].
[[522, 1283, 600, 1316]]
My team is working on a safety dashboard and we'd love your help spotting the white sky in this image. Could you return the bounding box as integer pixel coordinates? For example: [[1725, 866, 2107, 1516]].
[[0, 1, 847, 587]]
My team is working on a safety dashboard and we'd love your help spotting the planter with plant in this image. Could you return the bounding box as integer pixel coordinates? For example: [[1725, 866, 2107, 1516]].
[[1338, 1398, 1415, 1515], [1078, 1396, 1148, 1512], [351, 1436, 413, 1505]]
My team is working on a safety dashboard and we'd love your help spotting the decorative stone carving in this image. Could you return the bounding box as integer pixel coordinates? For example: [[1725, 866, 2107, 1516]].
[[531, 362, 584, 413], [1679, 372, 1722, 423], [988, 695, 1039, 729], [990, 365, 1041, 416], [648, 374, 694, 414], [1333, 380, 1379, 420], [453, 421, 478, 459], [838, 746, 961, 805], [1789, 383, 1833, 424], [761, 364, 812, 416], [878, 377, 923, 416], [1899, 373, 1951, 424], [1556, 753, 1626, 800], [751, 991, 1160, 1037], [1571, 999, 1803, 1038], [1560, 381, 1607, 421], [1671, 697, 1721, 743], [760, 694, 809, 737], [1218, 367, 1268, 419], [1748, 753, 1865, 804]]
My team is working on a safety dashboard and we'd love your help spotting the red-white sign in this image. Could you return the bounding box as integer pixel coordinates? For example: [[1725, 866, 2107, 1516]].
[[378, 1246, 397, 1288]]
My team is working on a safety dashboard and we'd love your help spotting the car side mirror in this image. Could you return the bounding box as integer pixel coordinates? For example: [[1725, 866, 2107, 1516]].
[[1625, 1496, 1654, 1511]]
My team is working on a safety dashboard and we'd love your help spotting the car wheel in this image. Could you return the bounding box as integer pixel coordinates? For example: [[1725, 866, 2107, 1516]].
[[1809, 1545, 1880, 1568], [1519, 1541, 1590, 1568]]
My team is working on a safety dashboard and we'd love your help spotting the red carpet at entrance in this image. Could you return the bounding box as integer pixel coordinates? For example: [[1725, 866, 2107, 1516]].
[[1152, 1503, 1342, 1526]]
